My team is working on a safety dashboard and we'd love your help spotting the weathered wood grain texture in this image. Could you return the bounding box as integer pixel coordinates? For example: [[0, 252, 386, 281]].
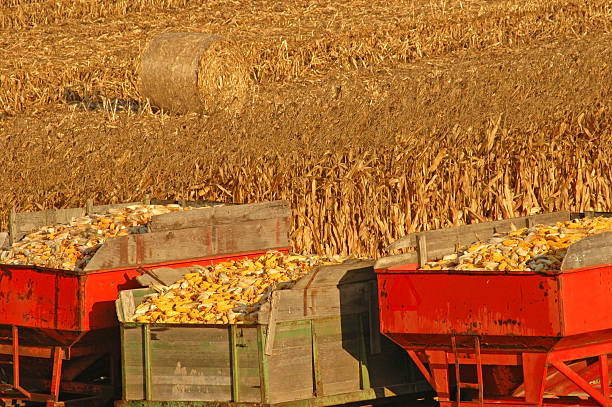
[[14, 207, 85, 239], [122, 326, 145, 400], [135, 267, 193, 287], [85, 217, 290, 271], [561, 231, 612, 271], [116, 287, 153, 322], [258, 261, 375, 324], [267, 321, 314, 403], [149, 198, 224, 208], [315, 316, 361, 396], [264, 291, 280, 355], [373, 252, 419, 270], [90, 201, 145, 214], [149, 200, 289, 232], [385, 211, 571, 264], [147, 326, 233, 401], [234, 326, 262, 403]]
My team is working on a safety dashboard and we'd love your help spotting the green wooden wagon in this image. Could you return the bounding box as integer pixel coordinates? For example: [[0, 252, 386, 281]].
[[115, 261, 429, 407]]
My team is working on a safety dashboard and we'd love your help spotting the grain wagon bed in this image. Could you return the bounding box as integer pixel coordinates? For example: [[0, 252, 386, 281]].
[[115, 261, 430, 407], [375, 211, 612, 407], [0, 200, 292, 407]]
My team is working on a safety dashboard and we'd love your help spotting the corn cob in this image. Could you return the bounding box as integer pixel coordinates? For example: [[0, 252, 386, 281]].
[[420, 216, 612, 272], [130, 251, 342, 324], [0, 204, 205, 271]]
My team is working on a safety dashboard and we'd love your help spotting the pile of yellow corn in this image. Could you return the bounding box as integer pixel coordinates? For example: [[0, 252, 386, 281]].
[[420, 216, 612, 272], [0, 204, 199, 271], [130, 251, 340, 324]]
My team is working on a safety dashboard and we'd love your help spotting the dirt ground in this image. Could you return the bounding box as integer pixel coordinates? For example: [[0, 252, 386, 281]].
[[1, 0, 611, 255]]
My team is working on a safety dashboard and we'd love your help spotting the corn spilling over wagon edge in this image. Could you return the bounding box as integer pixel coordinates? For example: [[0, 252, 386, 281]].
[[0, 204, 202, 271], [420, 216, 612, 272], [130, 251, 341, 324]]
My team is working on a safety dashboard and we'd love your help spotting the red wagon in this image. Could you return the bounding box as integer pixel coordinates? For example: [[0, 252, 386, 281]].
[[0, 200, 291, 407], [375, 211, 612, 407]]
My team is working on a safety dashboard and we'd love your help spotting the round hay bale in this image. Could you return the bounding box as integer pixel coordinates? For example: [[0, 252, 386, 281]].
[[139, 32, 249, 114]]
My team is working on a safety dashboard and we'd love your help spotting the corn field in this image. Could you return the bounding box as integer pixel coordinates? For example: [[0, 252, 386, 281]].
[[0, 0, 611, 257]]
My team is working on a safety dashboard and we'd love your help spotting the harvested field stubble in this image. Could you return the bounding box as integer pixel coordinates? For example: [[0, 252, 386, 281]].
[[1, 33, 611, 257], [1, 0, 611, 114]]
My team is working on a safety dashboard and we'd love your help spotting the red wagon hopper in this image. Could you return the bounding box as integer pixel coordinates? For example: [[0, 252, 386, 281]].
[[0, 200, 291, 407], [375, 211, 612, 407]]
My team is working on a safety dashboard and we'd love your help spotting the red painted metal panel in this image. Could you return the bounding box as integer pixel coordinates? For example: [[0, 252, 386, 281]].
[[558, 266, 612, 336], [83, 270, 141, 330], [1, 248, 291, 333], [0, 265, 81, 331], [378, 271, 563, 338]]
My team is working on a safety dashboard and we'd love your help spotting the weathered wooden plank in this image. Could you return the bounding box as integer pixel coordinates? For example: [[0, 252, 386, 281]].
[[14, 207, 86, 237], [135, 267, 192, 287], [116, 290, 136, 323], [149, 200, 290, 232], [292, 261, 374, 290], [267, 322, 313, 403], [258, 289, 304, 324], [258, 284, 369, 323], [146, 327, 232, 401], [318, 337, 360, 395], [150, 383, 231, 401], [373, 252, 419, 270], [149, 198, 224, 208], [122, 326, 144, 400], [386, 211, 571, 258], [85, 217, 290, 271], [561, 231, 612, 271], [235, 327, 262, 402], [264, 291, 280, 355], [90, 201, 144, 214]]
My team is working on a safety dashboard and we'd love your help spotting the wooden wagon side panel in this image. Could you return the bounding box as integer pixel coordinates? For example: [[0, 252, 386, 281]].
[[148, 326, 232, 401], [234, 326, 262, 403], [267, 320, 314, 403], [315, 315, 362, 396], [122, 325, 146, 400]]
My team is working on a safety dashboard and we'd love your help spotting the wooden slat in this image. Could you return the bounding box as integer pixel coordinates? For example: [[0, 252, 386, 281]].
[[267, 322, 313, 403], [90, 202, 144, 214], [317, 316, 360, 396], [135, 267, 193, 287], [561, 231, 612, 271], [85, 217, 290, 271], [386, 211, 571, 254], [149, 200, 290, 232], [292, 261, 374, 290], [115, 290, 136, 323], [14, 207, 85, 238], [122, 326, 145, 400], [373, 252, 419, 270], [235, 327, 262, 402], [264, 291, 280, 355], [148, 327, 232, 401]]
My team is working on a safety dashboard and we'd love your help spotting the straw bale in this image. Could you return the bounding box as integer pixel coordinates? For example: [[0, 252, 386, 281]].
[[139, 32, 249, 115]]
